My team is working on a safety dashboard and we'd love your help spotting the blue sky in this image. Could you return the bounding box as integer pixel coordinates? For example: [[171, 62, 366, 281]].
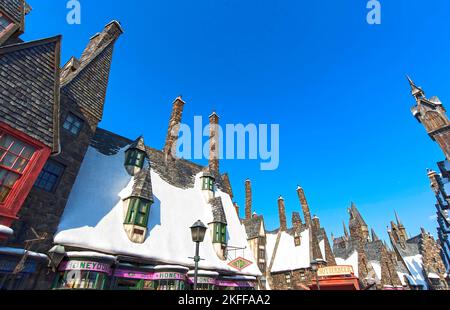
[[24, 0, 450, 242]]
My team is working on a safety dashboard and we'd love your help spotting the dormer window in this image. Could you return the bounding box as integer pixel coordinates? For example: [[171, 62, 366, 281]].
[[0, 14, 12, 34], [213, 223, 227, 244], [202, 176, 214, 191], [125, 149, 145, 169], [124, 137, 146, 176], [294, 233, 301, 247], [124, 198, 151, 228]]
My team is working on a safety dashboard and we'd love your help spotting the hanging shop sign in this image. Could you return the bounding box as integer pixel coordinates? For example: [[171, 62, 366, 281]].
[[228, 257, 253, 271], [59, 260, 112, 275]]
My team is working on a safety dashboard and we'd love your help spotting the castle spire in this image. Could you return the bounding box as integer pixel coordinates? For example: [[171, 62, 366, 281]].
[[371, 228, 379, 242], [343, 221, 349, 239], [406, 75, 425, 99], [395, 211, 403, 227]]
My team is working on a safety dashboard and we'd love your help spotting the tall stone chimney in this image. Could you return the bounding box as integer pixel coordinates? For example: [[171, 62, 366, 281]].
[[209, 112, 220, 177], [278, 196, 287, 231], [312, 215, 320, 230], [163, 96, 185, 160], [245, 179, 252, 220], [292, 212, 303, 232], [297, 186, 312, 228]]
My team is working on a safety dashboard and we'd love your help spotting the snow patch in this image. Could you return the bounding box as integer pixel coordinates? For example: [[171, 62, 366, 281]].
[[335, 250, 358, 277]]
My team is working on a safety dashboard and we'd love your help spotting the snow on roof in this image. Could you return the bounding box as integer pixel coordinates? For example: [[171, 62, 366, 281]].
[[54, 145, 261, 276], [369, 261, 381, 283], [66, 251, 117, 261], [427, 272, 440, 279], [397, 271, 408, 286], [222, 275, 257, 280], [154, 265, 190, 271], [0, 247, 48, 260], [266, 229, 311, 273], [335, 250, 358, 277], [0, 225, 13, 236], [403, 255, 427, 289], [319, 239, 325, 259], [187, 270, 219, 276]]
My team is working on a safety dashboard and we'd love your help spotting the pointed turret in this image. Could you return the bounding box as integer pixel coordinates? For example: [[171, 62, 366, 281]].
[[343, 221, 349, 239], [348, 202, 369, 242], [407, 75, 425, 99], [371, 228, 380, 242]]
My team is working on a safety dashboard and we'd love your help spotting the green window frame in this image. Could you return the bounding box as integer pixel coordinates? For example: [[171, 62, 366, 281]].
[[202, 177, 214, 191], [124, 198, 151, 227], [213, 223, 227, 244], [125, 150, 145, 169]]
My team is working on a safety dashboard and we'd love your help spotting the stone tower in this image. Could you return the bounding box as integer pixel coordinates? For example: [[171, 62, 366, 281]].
[[348, 202, 369, 244], [408, 76, 450, 160]]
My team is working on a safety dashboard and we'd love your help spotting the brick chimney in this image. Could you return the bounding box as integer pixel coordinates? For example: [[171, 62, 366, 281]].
[[163, 96, 185, 160], [292, 212, 303, 231], [278, 196, 287, 231], [245, 179, 252, 220], [297, 186, 312, 228], [312, 215, 320, 230], [209, 112, 220, 177]]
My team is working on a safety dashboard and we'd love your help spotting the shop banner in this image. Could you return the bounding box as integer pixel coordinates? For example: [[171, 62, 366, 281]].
[[215, 280, 256, 287], [187, 276, 216, 284], [59, 260, 112, 275]]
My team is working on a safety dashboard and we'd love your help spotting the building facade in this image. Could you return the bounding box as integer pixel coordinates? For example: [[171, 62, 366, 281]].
[[0, 0, 123, 289]]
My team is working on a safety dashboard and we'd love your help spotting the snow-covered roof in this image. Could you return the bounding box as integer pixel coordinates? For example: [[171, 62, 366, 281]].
[[54, 139, 261, 277], [0, 225, 13, 236], [370, 261, 381, 283], [427, 272, 440, 279], [66, 251, 117, 261], [403, 254, 427, 289], [335, 250, 358, 277], [266, 229, 311, 273]]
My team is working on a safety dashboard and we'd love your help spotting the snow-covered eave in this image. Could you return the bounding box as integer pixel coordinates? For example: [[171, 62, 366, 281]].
[[0, 247, 48, 261], [0, 225, 13, 236]]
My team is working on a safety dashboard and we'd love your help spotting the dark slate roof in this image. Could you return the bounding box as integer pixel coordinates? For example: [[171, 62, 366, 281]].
[[393, 236, 421, 258], [243, 216, 263, 239], [333, 239, 358, 260], [0, 36, 61, 153], [209, 197, 227, 224], [0, 0, 24, 23], [364, 240, 383, 261], [91, 128, 206, 189], [60, 21, 123, 122], [128, 165, 153, 202], [127, 136, 146, 153]]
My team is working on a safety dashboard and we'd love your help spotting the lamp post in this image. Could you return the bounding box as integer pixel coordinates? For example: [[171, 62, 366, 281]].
[[190, 220, 207, 290], [310, 259, 325, 290]]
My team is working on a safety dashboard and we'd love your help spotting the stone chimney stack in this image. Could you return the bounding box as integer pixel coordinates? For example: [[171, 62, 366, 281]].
[[427, 169, 441, 195], [245, 179, 252, 220], [80, 21, 123, 64], [233, 202, 240, 218], [278, 196, 287, 231], [297, 186, 312, 228], [292, 212, 303, 231], [163, 96, 185, 160], [208, 112, 220, 177], [312, 215, 320, 230]]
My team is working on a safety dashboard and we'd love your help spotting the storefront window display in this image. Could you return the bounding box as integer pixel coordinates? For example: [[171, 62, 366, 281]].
[[53, 260, 112, 290]]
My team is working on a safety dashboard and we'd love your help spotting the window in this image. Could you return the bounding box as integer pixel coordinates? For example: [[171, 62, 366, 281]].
[[124, 198, 151, 227], [0, 14, 12, 33], [0, 131, 35, 204], [259, 249, 265, 259], [54, 271, 107, 290], [63, 113, 84, 136], [34, 160, 65, 192], [285, 273, 291, 284], [295, 236, 301, 247], [202, 177, 214, 191], [213, 223, 227, 244], [125, 149, 145, 169]]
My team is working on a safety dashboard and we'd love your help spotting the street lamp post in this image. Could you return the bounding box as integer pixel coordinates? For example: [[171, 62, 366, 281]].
[[190, 220, 207, 290], [310, 259, 325, 290]]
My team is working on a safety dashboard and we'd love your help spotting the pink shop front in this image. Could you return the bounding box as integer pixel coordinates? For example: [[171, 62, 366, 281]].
[[53, 259, 257, 290]]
